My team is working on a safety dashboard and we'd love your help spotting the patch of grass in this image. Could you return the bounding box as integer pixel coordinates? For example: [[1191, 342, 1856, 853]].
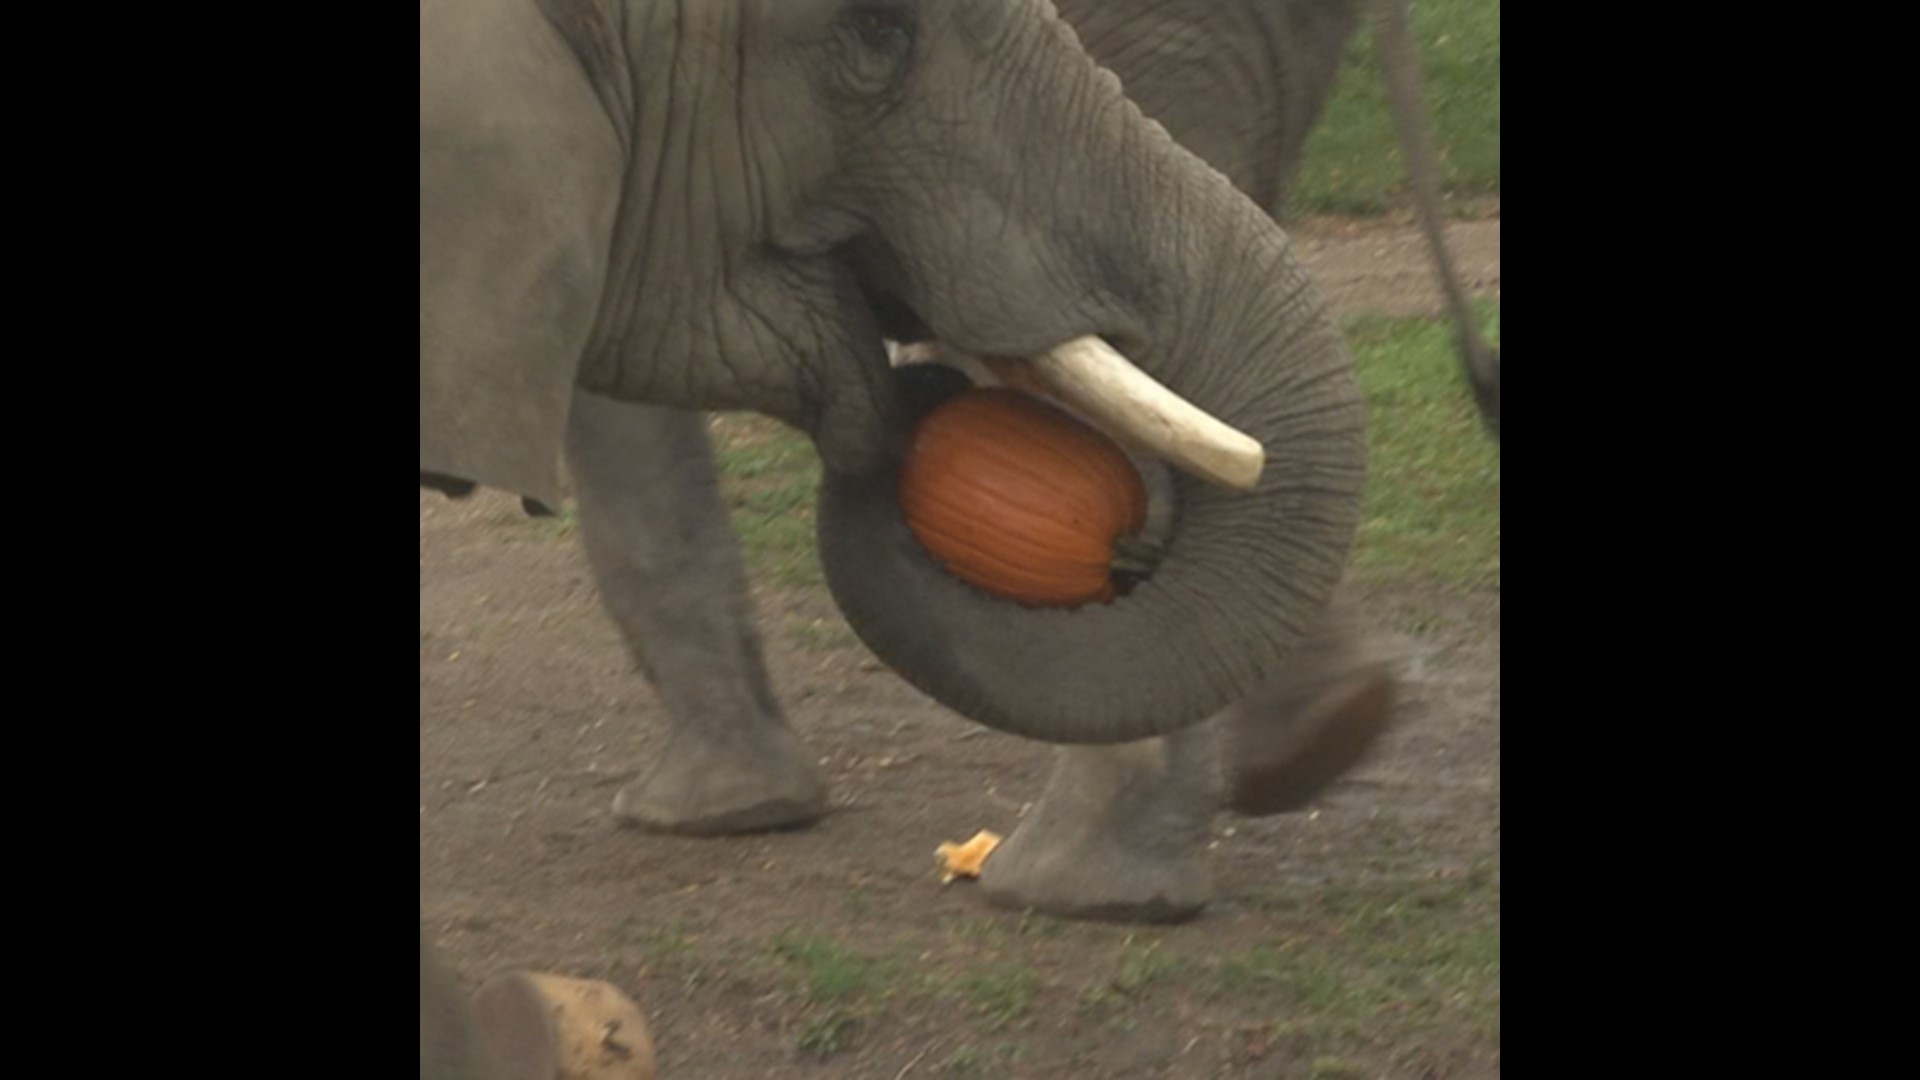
[[1079, 938, 1183, 1016], [1212, 866, 1501, 1048], [613, 915, 695, 957], [1310, 1057, 1368, 1080], [797, 1010, 860, 1058], [1291, 0, 1501, 216], [658, 864, 1494, 1073], [771, 934, 887, 1005], [842, 882, 873, 920], [1111, 938, 1181, 993], [524, 501, 580, 541], [941, 907, 1067, 945], [613, 916, 716, 988], [939, 1042, 1026, 1074], [1347, 301, 1500, 587], [1013, 907, 1067, 939], [955, 965, 1043, 1029], [1214, 939, 1297, 996], [710, 413, 823, 588], [768, 934, 896, 1058]]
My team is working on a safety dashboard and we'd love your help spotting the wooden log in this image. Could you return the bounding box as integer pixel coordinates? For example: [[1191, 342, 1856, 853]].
[[472, 972, 656, 1080]]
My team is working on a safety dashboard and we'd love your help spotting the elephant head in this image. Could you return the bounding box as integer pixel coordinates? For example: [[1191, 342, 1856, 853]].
[[421, 0, 1368, 747]]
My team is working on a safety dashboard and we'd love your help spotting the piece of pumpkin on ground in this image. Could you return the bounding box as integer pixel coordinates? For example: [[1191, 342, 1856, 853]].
[[472, 972, 656, 1080], [935, 829, 1004, 883]]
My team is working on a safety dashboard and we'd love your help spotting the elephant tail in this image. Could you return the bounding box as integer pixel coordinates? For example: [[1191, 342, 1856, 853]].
[[1368, 0, 1499, 445]]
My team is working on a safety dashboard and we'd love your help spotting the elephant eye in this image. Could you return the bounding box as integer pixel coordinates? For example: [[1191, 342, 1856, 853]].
[[831, 2, 915, 101], [846, 3, 912, 49]]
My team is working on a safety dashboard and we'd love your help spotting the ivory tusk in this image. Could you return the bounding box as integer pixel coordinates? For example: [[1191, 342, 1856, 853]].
[[890, 336, 1266, 491], [1009, 337, 1265, 492]]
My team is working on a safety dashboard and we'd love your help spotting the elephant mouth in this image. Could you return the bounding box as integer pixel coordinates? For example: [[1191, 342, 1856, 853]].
[[853, 268, 937, 348], [845, 262, 1265, 494]]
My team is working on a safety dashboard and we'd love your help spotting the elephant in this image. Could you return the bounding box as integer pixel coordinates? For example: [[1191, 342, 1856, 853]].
[[535, 0, 1487, 908], [423, 0, 1486, 1074]]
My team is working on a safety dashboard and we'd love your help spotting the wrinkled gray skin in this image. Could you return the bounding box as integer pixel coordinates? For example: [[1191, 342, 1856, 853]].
[[417, 0, 1490, 1074]]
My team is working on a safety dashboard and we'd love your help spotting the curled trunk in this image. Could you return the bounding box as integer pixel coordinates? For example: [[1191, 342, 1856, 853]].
[[819, 112, 1367, 744]]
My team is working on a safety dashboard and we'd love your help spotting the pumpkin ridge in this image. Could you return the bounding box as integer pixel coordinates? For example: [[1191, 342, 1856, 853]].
[[960, 394, 1147, 532], [908, 522, 1111, 605], [902, 479, 1111, 579], [906, 429, 1123, 551], [919, 464, 1117, 539], [901, 484, 1110, 570], [924, 544, 1105, 602], [900, 469, 1114, 553], [902, 489, 1103, 572], [1081, 452, 1149, 533], [905, 427, 1116, 534], [920, 424, 1134, 535]]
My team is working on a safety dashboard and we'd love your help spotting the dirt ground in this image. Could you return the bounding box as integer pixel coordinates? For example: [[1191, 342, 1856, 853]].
[[421, 208, 1501, 1079], [1287, 206, 1500, 319]]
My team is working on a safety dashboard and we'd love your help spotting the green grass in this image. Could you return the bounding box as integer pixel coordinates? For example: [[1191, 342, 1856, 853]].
[[1219, 866, 1503, 1048], [796, 1010, 859, 1057], [1310, 1058, 1370, 1080], [954, 965, 1044, 1029], [938, 1042, 1027, 1074], [771, 933, 889, 1005], [642, 864, 1496, 1071], [613, 915, 695, 958], [763, 933, 1049, 1054], [1077, 937, 1189, 1027], [1348, 301, 1501, 587], [1291, 0, 1501, 216], [711, 416, 823, 588], [768, 934, 894, 1058], [611, 915, 744, 995], [525, 502, 580, 541]]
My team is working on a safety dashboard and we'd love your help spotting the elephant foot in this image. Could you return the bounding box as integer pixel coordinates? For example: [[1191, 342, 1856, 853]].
[[980, 730, 1217, 924], [613, 722, 828, 835], [1221, 662, 1395, 817]]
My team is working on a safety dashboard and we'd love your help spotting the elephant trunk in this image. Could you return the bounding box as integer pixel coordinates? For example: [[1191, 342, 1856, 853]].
[[818, 120, 1368, 745]]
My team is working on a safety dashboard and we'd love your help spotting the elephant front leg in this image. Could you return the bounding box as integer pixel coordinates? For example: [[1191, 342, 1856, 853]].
[[980, 724, 1220, 923], [977, 603, 1393, 923], [567, 392, 828, 834]]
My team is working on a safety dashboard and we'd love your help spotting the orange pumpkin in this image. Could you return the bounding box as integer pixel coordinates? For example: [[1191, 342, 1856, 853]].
[[900, 387, 1149, 607]]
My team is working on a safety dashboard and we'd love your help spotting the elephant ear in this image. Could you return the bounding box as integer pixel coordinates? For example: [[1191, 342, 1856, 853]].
[[419, 346, 576, 512], [419, 0, 625, 510]]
